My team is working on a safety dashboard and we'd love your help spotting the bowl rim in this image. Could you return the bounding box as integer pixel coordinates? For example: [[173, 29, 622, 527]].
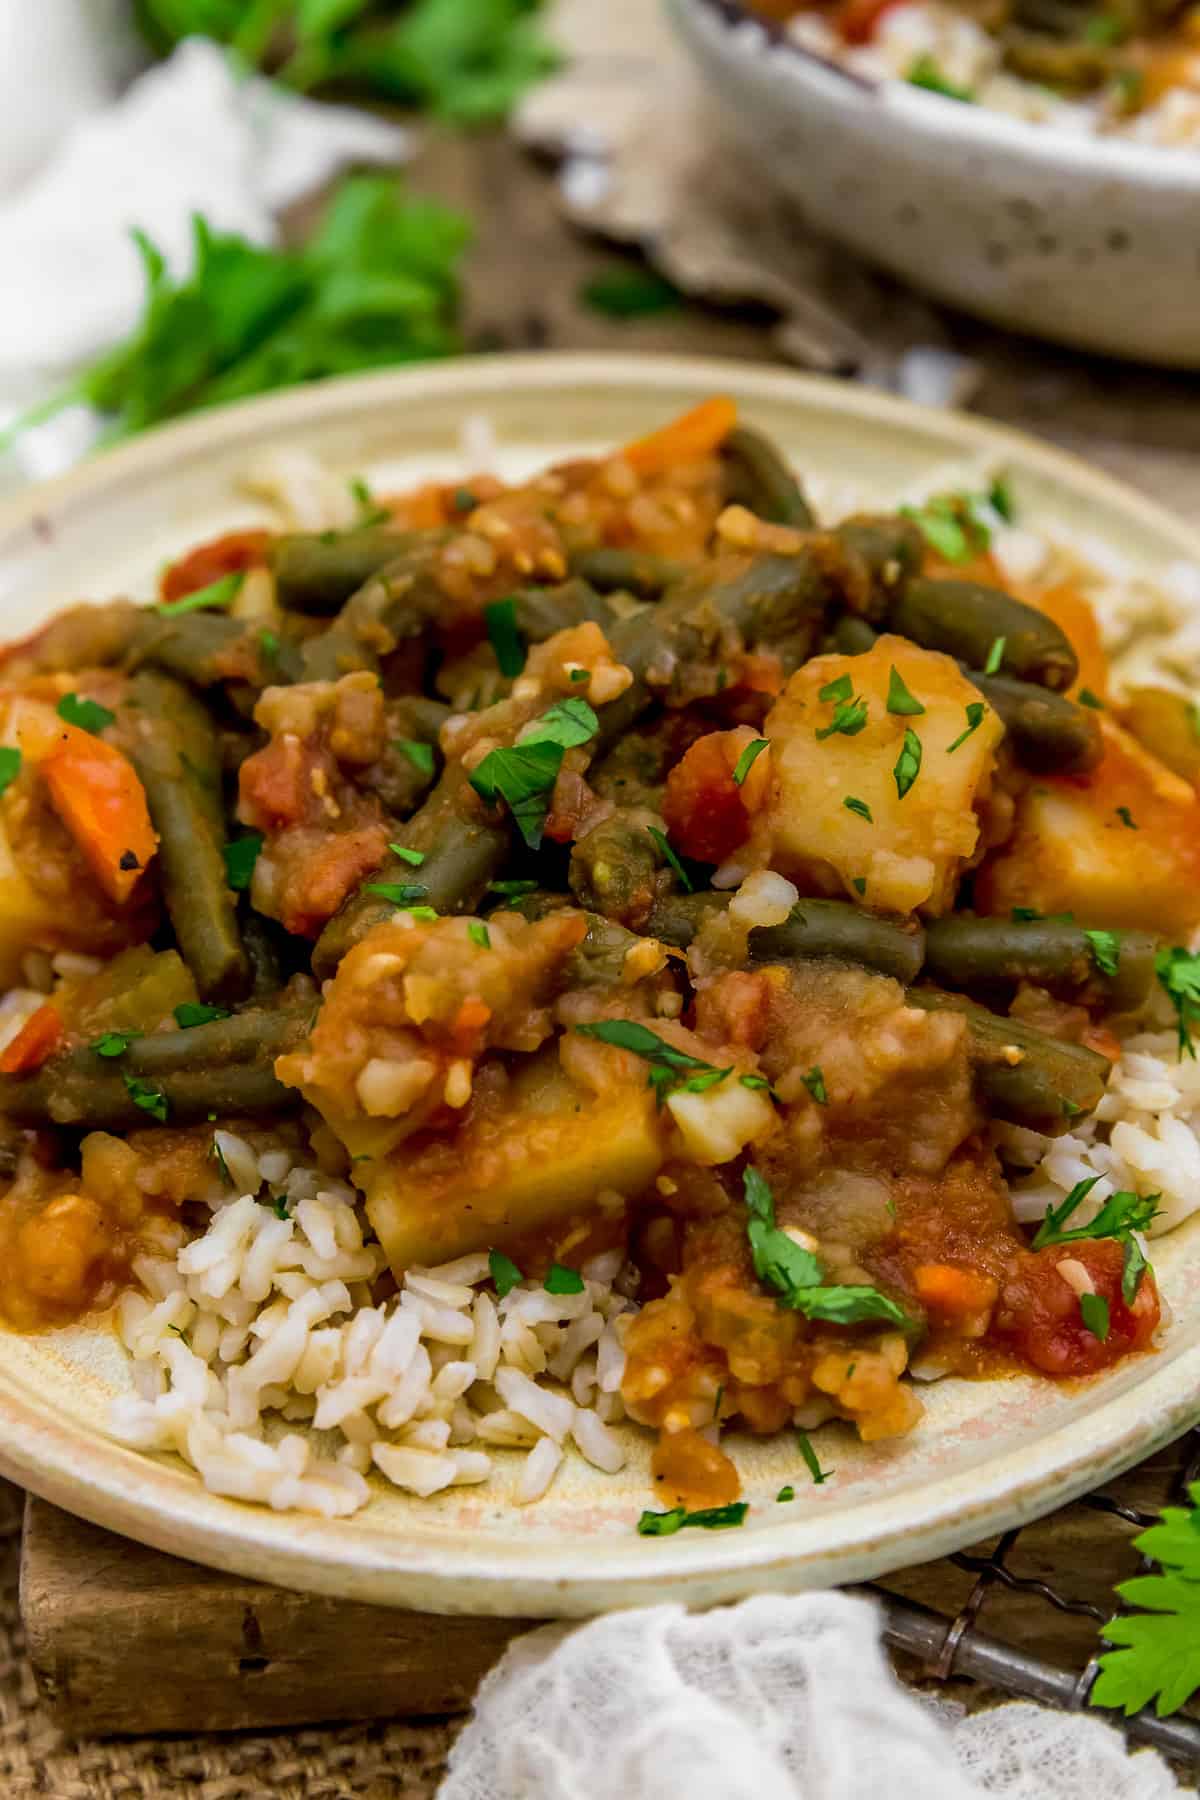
[[677, 0, 1200, 188]]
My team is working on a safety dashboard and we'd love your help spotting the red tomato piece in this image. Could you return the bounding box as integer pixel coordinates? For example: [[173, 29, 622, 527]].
[[662, 728, 769, 866], [993, 1237, 1159, 1377], [159, 530, 273, 605]]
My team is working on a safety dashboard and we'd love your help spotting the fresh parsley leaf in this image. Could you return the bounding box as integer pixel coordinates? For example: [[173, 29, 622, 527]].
[[893, 727, 922, 799], [272, 1193, 291, 1221], [365, 882, 430, 906], [211, 1135, 232, 1185], [1012, 906, 1041, 921], [947, 701, 986, 754], [156, 571, 243, 617], [886, 667, 925, 716], [776, 1485, 796, 1503], [647, 825, 694, 893], [1080, 1292, 1110, 1341], [843, 796, 872, 822], [988, 476, 1015, 522], [388, 843, 426, 867], [797, 1429, 833, 1485], [394, 738, 435, 777], [1078, 688, 1105, 709], [526, 698, 599, 749], [1116, 806, 1137, 829], [581, 268, 682, 318], [173, 1003, 231, 1029], [1084, 928, 1122, 978], [488, 879, 539, 898], [259, 629, 280, 667], [732, 738, 769, 787], [1156, 946, 1200, 1057], [1093, 1486, 1200, 1717], [223, 832, 263, 893], [851, 877, 867, 896], [984, 636, 1006, 676], [900, 491, 991, 561], [1122, 1235, 1149, 1307], [802, 1066, 828, 1105], [818, 674, 853, 704], [575, 1019, 727, 1108], [124, 1076, 168, 1122], [469, 700, 598, 851], [92, 1030, 142, 1059], [0, 747, 22, 797], [816, 696, 869, 740], [636, 1503, 748, 1536], [484, 597, 524, 679], [742, 1168, 906, 1326], [57, 692, 114, 734], [739, 1074, 779, 1100], [544, 1262, 585, 1296], [906, 53, 974, 101], [1033, 1179, 1159, 1251], [489, 1249, 522, 1298], [468, 921, 491, 949]]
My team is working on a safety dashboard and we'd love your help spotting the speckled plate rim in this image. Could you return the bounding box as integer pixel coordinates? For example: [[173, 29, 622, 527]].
[[0, 352, 1198, 1617], [681, 0, 1200, 185]]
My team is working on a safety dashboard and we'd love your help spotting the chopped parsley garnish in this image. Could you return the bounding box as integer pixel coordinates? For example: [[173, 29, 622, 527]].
[[259, 629, 280, 667], [544, 1262, 585, 1296], [57, 692, 115, 734], [852, 877, 867, 896], [988, 476, 1015, 522], [636, 1503, 748, 1536], [581, 268, 682, 318], [1156, 946, 1200, 1057], [1032, 1177, 1158, 1304], [947, 701, 986, 754], [211, 1136, 232, 1185], [1080, 1292, 1110, 1341], [173, 1003, 230, 1029], [893, 728, 922, 799], [797, 1429, 833, 1485], [1078, 688, 1105, 709], [364, 882, 429, 906], [92, 1030, 142, 1058], [743, 1168, 906, 1325], [468, 921, 491, 949], [732, 738, 769, 786], [1115, 806, 1137, 829], [223, 833, 263, 892], [983, 636, 1006, 676], [401, 905, 438, 921], [802, 1067, 828, 1105], [124, 1076, 168, 1122], [740, 1074, 779, 1100], [1012, 906, 1041, 921], [348, 476, 389, 527], [156, 571, 243, 617], [574, 1018, 729, 1107], [570, 668, 589, 682], [1084, 929, 1122, 978], [647, 825, 694, 893], [488, 879, 539, 898], [468, 699, 598, 850], [272, 1193, 291, 1221], [900, 491, 989, 561], [906, 52, 974, 101], [843, 796, 873, 822], [484, 597, 524, 679], [886, 667, 925, 716], [0, 747, 21, 797], [816, 695, 869, 740], [776, 1485, 795, 1503], [388, 843, 426, 867], [394, 738, 435, 777], [489, 1250, 522, 1298], [452, 487, 477, 514], [818, 674, 852, 703]]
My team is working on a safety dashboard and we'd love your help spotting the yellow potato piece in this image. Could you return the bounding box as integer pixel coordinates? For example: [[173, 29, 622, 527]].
[[765, 636, 1004, 916], [366, 1054, 663, 1275]]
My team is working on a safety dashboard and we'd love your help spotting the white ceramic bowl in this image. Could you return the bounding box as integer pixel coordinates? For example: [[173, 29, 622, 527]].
[[667, 0, 1200, 366]]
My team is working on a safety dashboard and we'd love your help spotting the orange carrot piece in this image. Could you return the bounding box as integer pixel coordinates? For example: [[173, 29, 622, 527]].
[[620, 396, 737, 477], [913, 1263, 998, 1320], [0, 1003, 63, 1074], [41, 725, 158, 906]]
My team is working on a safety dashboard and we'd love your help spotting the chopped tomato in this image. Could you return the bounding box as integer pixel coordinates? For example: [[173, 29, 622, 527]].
[[833, 0, 905, 43], [662, 726, 770, 865], [0, 1004, 63, 1075], [993, 1238, 1159, 1377], [620, 397, 737, 478], [278, 825, 392, 938], [239, 735, 319, 832], [40, 726, 157, 906], [159, 529, 273, 604]]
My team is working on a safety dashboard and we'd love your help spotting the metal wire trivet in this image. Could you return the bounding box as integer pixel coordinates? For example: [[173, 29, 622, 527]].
[[864, 1428, 1200, 1767]]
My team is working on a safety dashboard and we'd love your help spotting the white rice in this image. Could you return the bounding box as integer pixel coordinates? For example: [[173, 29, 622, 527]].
[[111, 1164, 632, 1518]]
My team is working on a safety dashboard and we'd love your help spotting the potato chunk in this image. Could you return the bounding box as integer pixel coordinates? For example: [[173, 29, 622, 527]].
[[366, 1050, 662, 1273], [764, 636, 1003, 916], [977, 719, 1200, 937]]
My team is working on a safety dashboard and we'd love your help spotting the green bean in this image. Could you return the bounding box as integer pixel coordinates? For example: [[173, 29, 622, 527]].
[[272, 526, 413, 615], [924, 917, 1157, 1011], [509, 580, 621, 644], [299, 539, 447, 682], [907, 988, 1109, 1132], [566, 550, 686, 597], [642, 891, 730, 948], [0, 1061, 299, 1130], [831, 615, 879, 656], [971, 671, 1101, 773], [122, 1006, 309, 1077], [569, 813, 664, 926], [129, 611, 249, 689], [720, 426, 815, 528], [0, 600, 142, 677], [749, 899, 926, 984], [361, 697, 448, 816], [566, 913, 644, 987], [242, 910, 286, 1000], [834, 515, 925, 614], [122, 673, 250, 1003], [889, 577, 1078, 690]]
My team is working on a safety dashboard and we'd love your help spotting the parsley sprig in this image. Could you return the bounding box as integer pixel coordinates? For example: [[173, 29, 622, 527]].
[[1032, 1176, 1158, 1305], [1156, 946, 1200, 1058], [1092, 1483, 1200, 1717], [743, 1168, 906, 1325], [637, 1503, 748, 1536], [469, 698, 598, 850], [574, 1019, 731, 1108]]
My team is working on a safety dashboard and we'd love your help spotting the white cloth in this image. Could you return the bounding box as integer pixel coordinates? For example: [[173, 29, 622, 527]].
[[0, 36, 409, 485], [439, 1593, 1179, 1800]]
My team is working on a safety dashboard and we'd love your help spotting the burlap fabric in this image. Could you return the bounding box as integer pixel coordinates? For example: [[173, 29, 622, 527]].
[[0, 1483, 455, 1800]]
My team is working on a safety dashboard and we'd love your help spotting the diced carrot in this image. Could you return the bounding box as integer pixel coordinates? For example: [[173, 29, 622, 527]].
[[0, 1003, 63, 1074], [913, 1262, 998, 1321], [620, 397, 737, 478], [40, 726, 158, 906], [159, 530, 273, 604], [450, 997, 493, 1058]]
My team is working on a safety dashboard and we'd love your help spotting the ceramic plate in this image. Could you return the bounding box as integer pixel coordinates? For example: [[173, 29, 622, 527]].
[[0, 353, 1197, 1616]]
